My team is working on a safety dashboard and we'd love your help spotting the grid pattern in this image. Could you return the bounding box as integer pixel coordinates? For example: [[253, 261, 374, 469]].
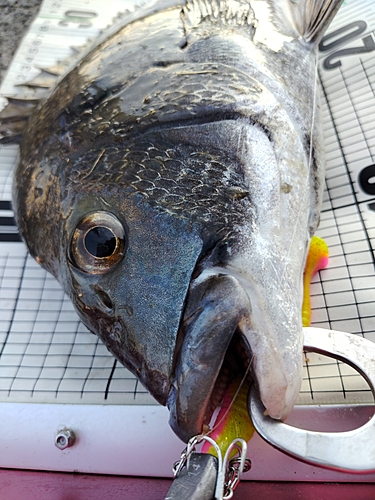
[[0, 245, 154, 404], [0, 145, 18, 201], [0, 0, 375, 407], [298, 0, 375, 405], [0, 0, 156, 405]]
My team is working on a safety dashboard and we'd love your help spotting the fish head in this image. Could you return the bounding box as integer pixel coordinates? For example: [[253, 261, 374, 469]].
[[14, 134, 211, 405], [63, 195, 205, 405], [13, 53, 317, 442]]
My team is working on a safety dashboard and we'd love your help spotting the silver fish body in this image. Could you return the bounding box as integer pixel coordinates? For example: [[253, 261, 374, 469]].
[[8, 0, 343, 442]]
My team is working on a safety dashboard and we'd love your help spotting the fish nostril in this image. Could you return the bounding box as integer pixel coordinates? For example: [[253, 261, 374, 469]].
[[95, 288, 113, 310]]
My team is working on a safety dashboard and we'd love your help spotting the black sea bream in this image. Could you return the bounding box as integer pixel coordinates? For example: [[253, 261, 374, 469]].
[[1, 0, 343, 442]]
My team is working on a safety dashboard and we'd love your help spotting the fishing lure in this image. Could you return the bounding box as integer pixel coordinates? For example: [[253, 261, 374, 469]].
[[201, 377, 255, 458], [302, 235, 329, 327]]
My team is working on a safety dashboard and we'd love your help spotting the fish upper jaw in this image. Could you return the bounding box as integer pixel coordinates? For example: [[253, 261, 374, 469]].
[[167, 266, 304, 443]]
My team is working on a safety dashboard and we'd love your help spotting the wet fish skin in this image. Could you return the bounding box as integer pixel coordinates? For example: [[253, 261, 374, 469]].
[[9, 0, 343, 441]]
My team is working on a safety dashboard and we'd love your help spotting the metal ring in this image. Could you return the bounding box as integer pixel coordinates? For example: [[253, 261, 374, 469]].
[[249, 327, 375, 473]]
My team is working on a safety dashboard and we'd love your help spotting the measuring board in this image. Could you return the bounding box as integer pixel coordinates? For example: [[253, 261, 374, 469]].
[[0, 0, 374, 481]]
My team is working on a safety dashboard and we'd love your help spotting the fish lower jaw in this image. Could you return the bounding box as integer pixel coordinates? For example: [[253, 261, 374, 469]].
[[260, 388, 295, 421], [254, 354, 303, 422], [168, 327, 253, 443]]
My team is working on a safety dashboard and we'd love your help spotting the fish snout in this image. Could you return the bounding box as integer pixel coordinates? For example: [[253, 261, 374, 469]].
[[168, 274, 252, 442]]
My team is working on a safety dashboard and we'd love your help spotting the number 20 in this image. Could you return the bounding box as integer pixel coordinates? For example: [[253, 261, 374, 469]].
[[319, 21, 375, 70]]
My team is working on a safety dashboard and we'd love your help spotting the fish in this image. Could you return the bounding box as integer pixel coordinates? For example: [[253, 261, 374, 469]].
[[1, 0, 343, 443]]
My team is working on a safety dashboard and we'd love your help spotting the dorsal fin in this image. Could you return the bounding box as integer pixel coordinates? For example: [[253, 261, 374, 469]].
[[15, 70, 59, 90], [38, 63, 70, 77], [270, 0, 344, 43], [0, 51, 81, 144], [0, 96, 40, 116], [183, 0, 257, 31], [0, 97, 40, 143], [0, 10, 128, 145]]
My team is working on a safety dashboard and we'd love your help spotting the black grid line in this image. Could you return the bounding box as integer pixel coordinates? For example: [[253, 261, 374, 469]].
[[0, 251, 156, 405], [296, 2, 375, 404], [362, 59, 375, 98], [7, 261, 49, 396], [104, 359, 117, 400], [318, 71, 375, 315], [0, 252, 28, 359]]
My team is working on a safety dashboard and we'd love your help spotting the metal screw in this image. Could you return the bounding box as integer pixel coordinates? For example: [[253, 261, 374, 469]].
[[55, 428, 76, 450]]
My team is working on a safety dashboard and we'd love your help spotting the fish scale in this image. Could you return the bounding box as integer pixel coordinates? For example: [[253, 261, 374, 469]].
[[67, 143, 250, 226]]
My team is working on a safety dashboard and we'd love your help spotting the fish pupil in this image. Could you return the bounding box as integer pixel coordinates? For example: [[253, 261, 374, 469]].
[[85, 227, 116, 258]]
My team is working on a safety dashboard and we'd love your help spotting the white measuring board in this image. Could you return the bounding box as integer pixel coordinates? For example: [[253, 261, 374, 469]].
[[0, 0, 374, 481]]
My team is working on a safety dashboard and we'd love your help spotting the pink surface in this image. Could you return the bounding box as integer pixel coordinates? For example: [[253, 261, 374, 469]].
[[0, 469, 375, 500]]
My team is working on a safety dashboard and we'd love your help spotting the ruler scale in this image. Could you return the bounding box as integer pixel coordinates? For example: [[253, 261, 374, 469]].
[[0, 0, 374, 480]]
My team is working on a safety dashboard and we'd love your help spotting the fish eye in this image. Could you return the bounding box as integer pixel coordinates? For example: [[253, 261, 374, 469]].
[[70, 212, 125, 274]]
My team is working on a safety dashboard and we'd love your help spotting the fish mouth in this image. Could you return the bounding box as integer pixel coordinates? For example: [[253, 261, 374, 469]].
[[167, 274, 252, 443], [167, 272, 303, 443]]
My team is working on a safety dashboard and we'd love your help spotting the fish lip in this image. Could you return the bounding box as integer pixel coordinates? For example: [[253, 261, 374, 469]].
[[167, 274, 252, 443], [167, 266, 304, 442]]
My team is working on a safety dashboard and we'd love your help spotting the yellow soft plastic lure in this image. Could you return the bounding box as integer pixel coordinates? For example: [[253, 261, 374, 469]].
[[302, 235, 329, 327], [201, 235, 329, 457], [201, 376, 254, 458]]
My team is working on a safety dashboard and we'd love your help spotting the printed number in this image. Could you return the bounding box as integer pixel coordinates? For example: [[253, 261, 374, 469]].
[[359, 164, 375, 196], [323, 36, 375, 70], [319, 21, 375, 70], [358, 164, 375, 213], [59, 10, 98, 29], [319, 21, 367, 51]]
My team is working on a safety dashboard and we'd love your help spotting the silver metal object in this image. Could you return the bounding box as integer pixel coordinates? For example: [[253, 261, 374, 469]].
[[220, 439, 251, 500], [170, 434, 250, 500], [223, 456, 251, 500], [249, 327, 375, 473], [54, 428, 76, 450], [172, 435, 223, 478], [165, 453, 218, 500]]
